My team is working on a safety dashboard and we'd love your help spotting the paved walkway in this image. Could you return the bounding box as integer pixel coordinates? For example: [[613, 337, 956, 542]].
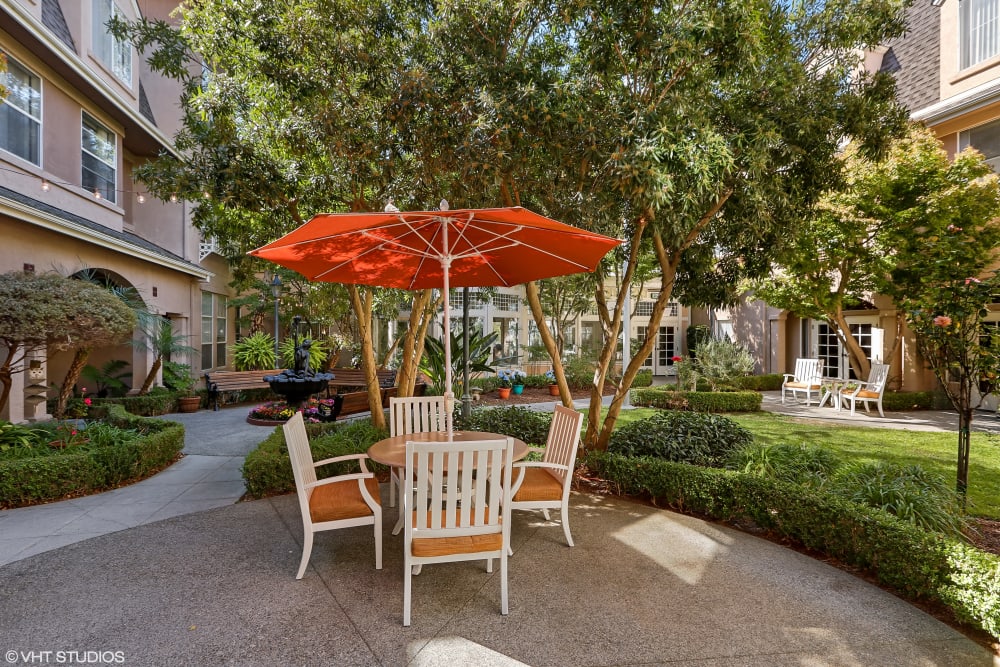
[[1, 397, 997, 664]]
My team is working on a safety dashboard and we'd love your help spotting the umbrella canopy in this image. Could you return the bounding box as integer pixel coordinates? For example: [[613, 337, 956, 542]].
[[250, 205, 621, 431]]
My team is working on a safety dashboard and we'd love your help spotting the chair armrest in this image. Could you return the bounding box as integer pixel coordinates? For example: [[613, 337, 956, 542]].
[[781, 374, 795, 381], [841, 381, 869, 397], [305, 471, 374, 490], [313, 452, 371, 474], [513, 461, 570, 474]]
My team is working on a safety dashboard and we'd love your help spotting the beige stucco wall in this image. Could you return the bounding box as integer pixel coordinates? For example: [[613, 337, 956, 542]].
[[940, 1, 1000, 98]]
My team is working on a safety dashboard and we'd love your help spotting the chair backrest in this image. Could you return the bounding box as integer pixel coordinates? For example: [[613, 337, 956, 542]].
[[542, 405, 584, 487], [404, 437, 514, 540], [390, 396, 449, 437], [866, 363, 890, 393], [794, 358, 823, 383], [283, 412, 316, 517]]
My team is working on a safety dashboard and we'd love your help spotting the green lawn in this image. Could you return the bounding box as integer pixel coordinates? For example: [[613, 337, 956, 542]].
[[595, 408, 1000, 519]]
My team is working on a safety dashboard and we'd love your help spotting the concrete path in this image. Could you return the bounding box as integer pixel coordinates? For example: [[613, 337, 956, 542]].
[[0, 397, 997, 664]]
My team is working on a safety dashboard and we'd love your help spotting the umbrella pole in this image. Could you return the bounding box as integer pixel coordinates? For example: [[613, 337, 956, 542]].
[[462, 287, 472, 420], [441, 222, 454, 436]]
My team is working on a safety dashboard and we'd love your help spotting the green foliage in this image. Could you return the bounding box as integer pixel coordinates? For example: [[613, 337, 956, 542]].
[[608, 410, 753, 467], [242, 419, 387, 498], [0, 421, 47, 453], [586, 451, 1000, 641], [82, 359, 131, 398], [162, 361, 196, 394], [421, 328, 498, 395], [686, 325, 711, 356], [233, 332, 277, 371], [632, 369, 653, 388], [732, 374, 784, 391], [881, 390, 941, 411], [0, 405, 182, 507], [630, 387, 762, 412], [691, 339, 755, 391], [829, 461, 968, 537], [453, 406, 552, 447], [562, 355, 598, 390], [728, 442, 840, 488]]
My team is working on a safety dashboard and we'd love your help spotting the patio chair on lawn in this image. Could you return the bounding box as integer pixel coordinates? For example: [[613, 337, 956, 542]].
[[840, 362, 890, 417], [509, 404, 584, 549], [781, 358, 824, 406], [283, 411, 382, 579], [402, 436, 514, 626], [388, 396, 450, 509]]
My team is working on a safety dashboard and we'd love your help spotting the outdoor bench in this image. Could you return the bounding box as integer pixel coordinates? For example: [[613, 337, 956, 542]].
[[204, 369, 283, 411]]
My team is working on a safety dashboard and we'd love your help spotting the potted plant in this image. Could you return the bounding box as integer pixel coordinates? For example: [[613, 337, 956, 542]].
[[545, 370, 560, 396], [496, 370, 513, 399], [510, 370, 526, 395], [166, 363, 201, 413]]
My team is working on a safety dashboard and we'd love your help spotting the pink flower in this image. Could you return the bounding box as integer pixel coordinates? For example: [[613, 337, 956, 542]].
[[933, 315, 952, 327], [70, 430, 77, 436], [965, 277, 982, 285], [84, 398, 92, 406], [947, 225, 963, 232]]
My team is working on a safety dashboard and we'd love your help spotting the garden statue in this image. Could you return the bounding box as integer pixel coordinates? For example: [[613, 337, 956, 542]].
[[294, 339, 312, 375]]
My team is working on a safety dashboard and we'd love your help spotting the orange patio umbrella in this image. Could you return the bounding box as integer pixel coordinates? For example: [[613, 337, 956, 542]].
[[249, 203, 621, 426]]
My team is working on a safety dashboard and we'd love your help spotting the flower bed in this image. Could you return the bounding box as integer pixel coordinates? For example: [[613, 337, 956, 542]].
[[247, 397, 338, 425]]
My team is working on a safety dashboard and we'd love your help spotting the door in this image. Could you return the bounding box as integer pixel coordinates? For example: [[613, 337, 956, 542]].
[[653, 326, 676, 375], [813, 320, 882, 380]]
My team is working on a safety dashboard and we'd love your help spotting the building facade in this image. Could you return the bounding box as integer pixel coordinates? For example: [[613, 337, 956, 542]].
[[0, 0, 235, 422]]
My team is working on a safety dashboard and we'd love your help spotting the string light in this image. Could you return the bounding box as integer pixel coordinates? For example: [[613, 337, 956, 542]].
[[169, 193, 178, 203], [93, 189, 102, 200], [136, 193, 146, 204], [40, 179, 50, 192], [0, 165, 187, 204]]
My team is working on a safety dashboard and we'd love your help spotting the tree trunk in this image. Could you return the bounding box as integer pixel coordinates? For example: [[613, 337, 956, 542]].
[[138, 355, 163, 395], [525, 282, 572, 405], [55, 348, 90, 419], [0, 342, 18, 414], [348, 286, 386, 430], [832, 310, 871, 380], [957, 409, 972, 506], [397, 289, 433, 398]]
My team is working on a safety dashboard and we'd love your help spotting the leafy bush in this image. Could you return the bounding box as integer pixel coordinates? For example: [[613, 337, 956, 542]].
[[692, 338, 755, 391], [232, 332, 277, 371], [585, 451, 1000, 641], [728, 442, 840, 487], [630, 387, 761, 412], [242, 419, 387, 497], [632, 369, 653, 387], [89, 392, 178, 416], [0, 405, 182, 507], [453, 406, 552, 446], [608, 410, 753, 467], [0, 421, 47, 453], [733, 374, 783, 391], [881, 391, 942, 411], [829, 461, 968, 537], [280, 335, 328, 370], [563, 355, 597, 389]]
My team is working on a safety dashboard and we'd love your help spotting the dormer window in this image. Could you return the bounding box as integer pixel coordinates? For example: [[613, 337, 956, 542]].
[[93, 0, 132, 85]]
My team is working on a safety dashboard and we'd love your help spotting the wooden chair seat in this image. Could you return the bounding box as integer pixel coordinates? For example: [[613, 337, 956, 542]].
[[855, 389, 880, 399], [412, 533, 504, 557], [309, 477, 382, 523], [784, 381, 821, 390]]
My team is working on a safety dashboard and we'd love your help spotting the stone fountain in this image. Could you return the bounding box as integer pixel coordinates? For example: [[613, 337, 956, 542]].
[[264, 316, 334, 412]]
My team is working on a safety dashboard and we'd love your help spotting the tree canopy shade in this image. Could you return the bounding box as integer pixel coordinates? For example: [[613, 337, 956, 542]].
[[0, 272, 136, 413], [119, 0, 909, 445]]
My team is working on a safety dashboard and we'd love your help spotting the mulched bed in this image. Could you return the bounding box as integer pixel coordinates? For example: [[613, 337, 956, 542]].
[[471, 384, 616, 408]]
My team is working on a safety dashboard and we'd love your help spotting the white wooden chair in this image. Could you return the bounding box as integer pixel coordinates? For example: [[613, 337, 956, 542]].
[[283, 411, 382, 579], [388, 396, 450, 509], [840, 362, 890, 417], [781, 358, 824, 406], [402, 436, 514, 626], [509, 405, 584, 548]]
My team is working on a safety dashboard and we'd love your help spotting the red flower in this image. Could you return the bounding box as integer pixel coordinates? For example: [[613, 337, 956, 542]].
[[965, 277, 982, 285], [671, 356, 683, 362], [84, 398, 92, 406]]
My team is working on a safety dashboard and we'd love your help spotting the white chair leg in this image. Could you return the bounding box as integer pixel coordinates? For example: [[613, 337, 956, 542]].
[[877, 401, 884, 418], [296, 531, 314, 580], [561, 504, 574, 547], [500, 551, 509, 616], [374, 517, 383, 570], [781, 387, 786, 404], [403, 557, 412, 627], [389, 469, 397, 508], [541, 509, 551, 521], [486, 558, 493, 573]]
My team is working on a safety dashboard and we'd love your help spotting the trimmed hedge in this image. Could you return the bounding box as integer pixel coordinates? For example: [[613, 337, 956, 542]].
[[242, 419, 388, 498], [881, 391, 945, 412], [630, 387, 762, 412], [454, 406, 552, 446], [733, 374, 783, 391], [0, 405, 184, 508], [586, 451, 1000, 640], [90, 392, 180, 416]]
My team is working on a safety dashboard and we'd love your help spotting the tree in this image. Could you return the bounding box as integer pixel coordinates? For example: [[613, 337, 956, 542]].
[[538, 274, 597, 358], [758, 125, 1000, 382], [133, 315, 197, 395]]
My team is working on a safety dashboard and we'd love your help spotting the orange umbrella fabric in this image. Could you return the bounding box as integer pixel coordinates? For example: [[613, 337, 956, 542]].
[[248, 206, 620, 290]]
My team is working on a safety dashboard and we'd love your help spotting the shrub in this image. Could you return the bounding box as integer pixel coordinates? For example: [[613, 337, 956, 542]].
[[733, 374, 784, 391], [630, 387, 761, 412], [881, 391, 941, 411], [0, 405, 182, 507], [829, 461, 968, 538], [632, 369, 653, 387], [692, 339, 755, 391], [242, 419, 387, 497], [232, 332, 277, 371], [89, 392, 178, 416], [453, 405, 552, 446], [728, 442, 840, 487], [608, 410, 753, 467], [563, 355, 597, 389], [585, 451, 1000, 641]]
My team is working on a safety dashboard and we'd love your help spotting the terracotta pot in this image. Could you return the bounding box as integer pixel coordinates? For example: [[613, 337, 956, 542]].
[[177, 396, 201, 413], [548, 384, 560, 396], [497, 387, 512, 399]]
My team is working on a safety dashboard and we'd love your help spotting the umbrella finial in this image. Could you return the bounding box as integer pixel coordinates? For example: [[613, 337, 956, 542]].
[[384, 199, 399, 213], [439, 199, 449, 211]]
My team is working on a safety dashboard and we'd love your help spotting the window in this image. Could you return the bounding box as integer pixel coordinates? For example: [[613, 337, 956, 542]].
[[93, 0, 132, 84], [82, 113, 116, 202], [636, 301, 654, 317], [0, 56, 41, 165], [962, 0, 1000, 69], [960, 119, 1000, 172], [201, 292, 228, 370], [493, 293, 519, 312]]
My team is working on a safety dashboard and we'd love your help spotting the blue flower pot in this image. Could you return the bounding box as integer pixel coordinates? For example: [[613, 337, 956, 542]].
[[512, 384, 524, 395]]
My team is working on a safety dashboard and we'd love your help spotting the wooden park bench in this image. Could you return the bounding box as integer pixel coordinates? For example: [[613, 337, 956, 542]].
[[204, 369, 282, 411]]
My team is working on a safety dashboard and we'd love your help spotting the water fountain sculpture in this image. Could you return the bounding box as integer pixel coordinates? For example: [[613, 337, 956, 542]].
[[264, 316, 335, 412]]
